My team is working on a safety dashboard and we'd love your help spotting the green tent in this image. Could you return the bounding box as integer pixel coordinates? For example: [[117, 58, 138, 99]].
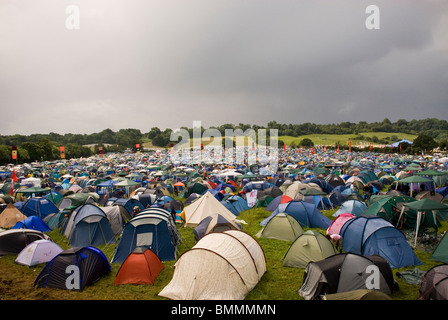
[[397, 175, 434, 197], [400, 199, 448, 247], [255, 213, 304, 241], [283, 230, 338, 268], [364, 195, 416, 225], [431, 232, 448, 264]]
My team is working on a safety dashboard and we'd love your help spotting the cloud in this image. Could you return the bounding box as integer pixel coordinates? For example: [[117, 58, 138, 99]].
[[0, 0, 447, 135]]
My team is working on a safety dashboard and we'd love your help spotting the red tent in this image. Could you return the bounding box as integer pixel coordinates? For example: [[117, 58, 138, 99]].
[[114, 247, 164, 285]]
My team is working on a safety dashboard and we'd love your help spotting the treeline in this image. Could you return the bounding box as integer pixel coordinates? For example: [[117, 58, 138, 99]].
[[0, 118, 447, 164]]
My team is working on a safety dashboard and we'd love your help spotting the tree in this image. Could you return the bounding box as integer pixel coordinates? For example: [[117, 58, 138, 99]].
[[148, 127, 161, 139], [299, 138, 314, 147], [413, 134, 438, 153]]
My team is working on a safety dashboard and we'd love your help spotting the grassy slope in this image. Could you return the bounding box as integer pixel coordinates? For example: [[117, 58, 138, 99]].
[[142, 132, 418, 149]]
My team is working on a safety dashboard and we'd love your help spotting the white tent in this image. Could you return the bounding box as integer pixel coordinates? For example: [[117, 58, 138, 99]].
[[182, 191, 237, 227], [159, 230, 266, 300], [15, 239, 63, 266]]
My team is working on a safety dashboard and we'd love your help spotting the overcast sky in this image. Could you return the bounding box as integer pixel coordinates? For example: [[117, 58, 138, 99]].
[[1, 0, 447, 135]]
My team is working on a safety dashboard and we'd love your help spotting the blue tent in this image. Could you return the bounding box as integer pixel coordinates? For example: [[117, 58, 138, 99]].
[[261, 201, 331, 229], [12, 216, 51, 232], [340, 216, 421, 269], [67, 204, 116, 247], [105, 197, 145, 216], [333, 200, 367, 217], [34, 246, 110, 291], [222, 195, 250, 214], [20, 197, 59, 218], [111, 208, 178, 263]]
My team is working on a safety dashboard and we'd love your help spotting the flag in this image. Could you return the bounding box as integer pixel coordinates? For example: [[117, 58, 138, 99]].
[[323, 146, 326, 152], [336, 145, 339, 153], [311, 147, 315, 155], [283, 144, 286, 151], [10, 170, 18, 196]]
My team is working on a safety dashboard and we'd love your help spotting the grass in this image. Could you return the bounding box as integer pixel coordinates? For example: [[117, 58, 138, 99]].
[[142, 132, 418, 150], [279, 132, 418, 147], [1, 203, 445, 301]]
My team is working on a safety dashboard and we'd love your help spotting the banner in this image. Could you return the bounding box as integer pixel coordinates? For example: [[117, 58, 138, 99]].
[[246, 190, 258, 208]]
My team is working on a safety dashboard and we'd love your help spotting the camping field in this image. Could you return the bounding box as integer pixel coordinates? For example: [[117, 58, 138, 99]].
[[0, 205, 445, 301]]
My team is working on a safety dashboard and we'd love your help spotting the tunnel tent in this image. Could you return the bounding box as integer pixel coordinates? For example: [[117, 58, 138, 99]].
[[158, 230, 265, 300]]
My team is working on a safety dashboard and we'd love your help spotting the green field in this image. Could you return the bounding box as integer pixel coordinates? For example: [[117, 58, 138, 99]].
[[143, 132, 418, 149], [279, 132, 418, 147]]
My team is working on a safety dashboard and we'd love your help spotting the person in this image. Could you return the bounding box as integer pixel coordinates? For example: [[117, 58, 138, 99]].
[[329, 234, 343, 253], [132, 206, 140, 217]]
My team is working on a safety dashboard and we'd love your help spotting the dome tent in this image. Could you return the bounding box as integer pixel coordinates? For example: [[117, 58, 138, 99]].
[[298, 253, 395, 300], [15, 239, 63, 267], [418, 264, 448, 300], [34, 246, 111, 291], [64, 204, 116, 247], [113, 247, 164, 285], [261, 200, 331, 230], [111, 208, 179, 263], [0, 229, 48, 256], [340, 216, 421, 269], [159, 230, 265, 300], [193, 213, 242, 241], [256, 213, 304, 241], [283, 230, 338, 268]]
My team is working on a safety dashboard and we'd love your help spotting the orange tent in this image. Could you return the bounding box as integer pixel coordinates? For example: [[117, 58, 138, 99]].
[[113, 247, 164, 285]]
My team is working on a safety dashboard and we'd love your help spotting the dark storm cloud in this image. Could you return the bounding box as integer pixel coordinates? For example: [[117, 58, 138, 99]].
[[0, 0, 447, 135]]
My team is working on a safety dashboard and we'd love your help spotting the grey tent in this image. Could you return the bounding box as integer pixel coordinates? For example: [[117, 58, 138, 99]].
[[193, 213, 242, 241], [298, 253, 395, 300]]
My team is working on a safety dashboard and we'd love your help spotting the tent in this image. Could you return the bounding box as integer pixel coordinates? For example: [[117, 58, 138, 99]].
[[261, 201, 332, 230], [20, 197, 59, 218], [323, 289, 392, 300], [255, 213, 304, 241], [265, 195, 293, 211], [105, 197, 145, 217], [102, 205, 132, 236], [332, 200, 367, 217], [326, 213, 355, 236], [113, 247, 164, 285], [299, 187, 333, 210], [15, 239, 63, 267], [64, 204, 116, 247], [298, 253, 395, 300], [418, 264, 448, 300], [34, 246, 111, 291], [159, 230, 265, 300], [193, 213, 242, 241], [111, 208, 179, 263], [283, 230, 338, 268], [11, 216, 51, 233], [340, 216, 421, 268], [221, 195, 250, 214], [181, 191, 237, 227], [399, 199, 447, 247], [0, 229, 48, 256], [363, 195, 415, 225], [0, 202, 27, 229], [396, 176, 434, 197], [431, 231, 448, 264]]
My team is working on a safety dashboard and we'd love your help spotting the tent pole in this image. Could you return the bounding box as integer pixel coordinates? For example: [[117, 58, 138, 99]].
[[397, 207, 405, 228], [414, 211, 422, 247]]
